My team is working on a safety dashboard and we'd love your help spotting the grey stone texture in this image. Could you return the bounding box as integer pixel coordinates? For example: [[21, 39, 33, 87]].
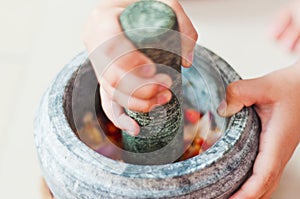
[[120, 0, 183, 162], [34, 46, 260, 198]]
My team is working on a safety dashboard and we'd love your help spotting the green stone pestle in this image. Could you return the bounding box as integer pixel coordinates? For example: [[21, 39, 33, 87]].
[[120, 0, 183, 164]]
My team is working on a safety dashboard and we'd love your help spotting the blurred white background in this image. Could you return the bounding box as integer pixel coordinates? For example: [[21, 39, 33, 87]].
[[0, 0, 299, 198]]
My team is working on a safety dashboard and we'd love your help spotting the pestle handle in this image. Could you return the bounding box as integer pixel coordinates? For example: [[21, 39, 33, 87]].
[[119, 0, 183, 164], [119, 0, 181, 72]]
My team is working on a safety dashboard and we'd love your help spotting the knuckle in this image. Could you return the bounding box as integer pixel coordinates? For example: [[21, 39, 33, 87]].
[[189, 31, 198, 41], [104, 70, 120, 89], [227, 81, 242, 98], [110, 79, 119, 89]]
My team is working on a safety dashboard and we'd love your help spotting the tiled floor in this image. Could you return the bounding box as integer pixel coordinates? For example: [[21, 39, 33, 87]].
[[0, 0, 298, 198]]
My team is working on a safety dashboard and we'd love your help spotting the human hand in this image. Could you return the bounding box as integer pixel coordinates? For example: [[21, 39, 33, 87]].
[[83, 0, 197, 136], [269, 0, 300, 53], [217, 63, 300, 198], [41, 178, 54, 199]]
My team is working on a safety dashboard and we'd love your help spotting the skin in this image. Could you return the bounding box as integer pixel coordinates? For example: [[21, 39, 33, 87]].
[[221, 2, 300, 198], [83, 0, 198, 136], [269, 0, 300, 53], [41, 178, 54, 199], [218, 64, 300, 199], [82, 0, 299, 199]]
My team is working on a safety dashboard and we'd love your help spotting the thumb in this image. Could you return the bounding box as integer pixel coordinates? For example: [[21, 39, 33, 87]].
[[217, 78, 265, 117]]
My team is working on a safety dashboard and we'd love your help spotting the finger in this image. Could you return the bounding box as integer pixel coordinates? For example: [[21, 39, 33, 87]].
[[117, 89, 172, 113], [123, 90, 172, 113], [269, 7, 292, 40], [230, 145, 281, 198], [96, 48, 156, 85], [230, 152, 281, 199], [102, 80, 172, 112], [91, 38, 159, 100], [109, 0, 198, 68], [217, 78, 268, 117], [97, 50, 159, 100], [41, 178, 53, 199], [102, 70, 172, 100], [109, 49, 157, 78], [279, 24, 300, 52], [100, 87, 140, 136], [116, 72, 172, 100], [230, 113, 285, 199], [160, 0, 198, 67]]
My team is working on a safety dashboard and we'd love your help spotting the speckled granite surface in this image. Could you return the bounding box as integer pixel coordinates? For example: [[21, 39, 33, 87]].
[[34, 45, 260, 199], [120, 1, 183, 162]]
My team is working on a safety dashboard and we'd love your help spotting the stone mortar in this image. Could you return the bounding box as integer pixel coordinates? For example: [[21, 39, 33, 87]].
[[34, 46, 260, 199]]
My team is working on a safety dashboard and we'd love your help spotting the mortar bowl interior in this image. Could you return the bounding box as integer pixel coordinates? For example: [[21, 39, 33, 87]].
[[35, 45, 260, 198]]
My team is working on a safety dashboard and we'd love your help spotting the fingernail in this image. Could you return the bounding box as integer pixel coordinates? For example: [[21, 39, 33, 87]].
[[157, 91, 171, 105], [217, 100, 227, 116], [124, 124, 138, 136]]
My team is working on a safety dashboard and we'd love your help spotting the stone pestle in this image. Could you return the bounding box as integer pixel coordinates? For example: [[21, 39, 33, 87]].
[[119, 0, 184, 164]]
